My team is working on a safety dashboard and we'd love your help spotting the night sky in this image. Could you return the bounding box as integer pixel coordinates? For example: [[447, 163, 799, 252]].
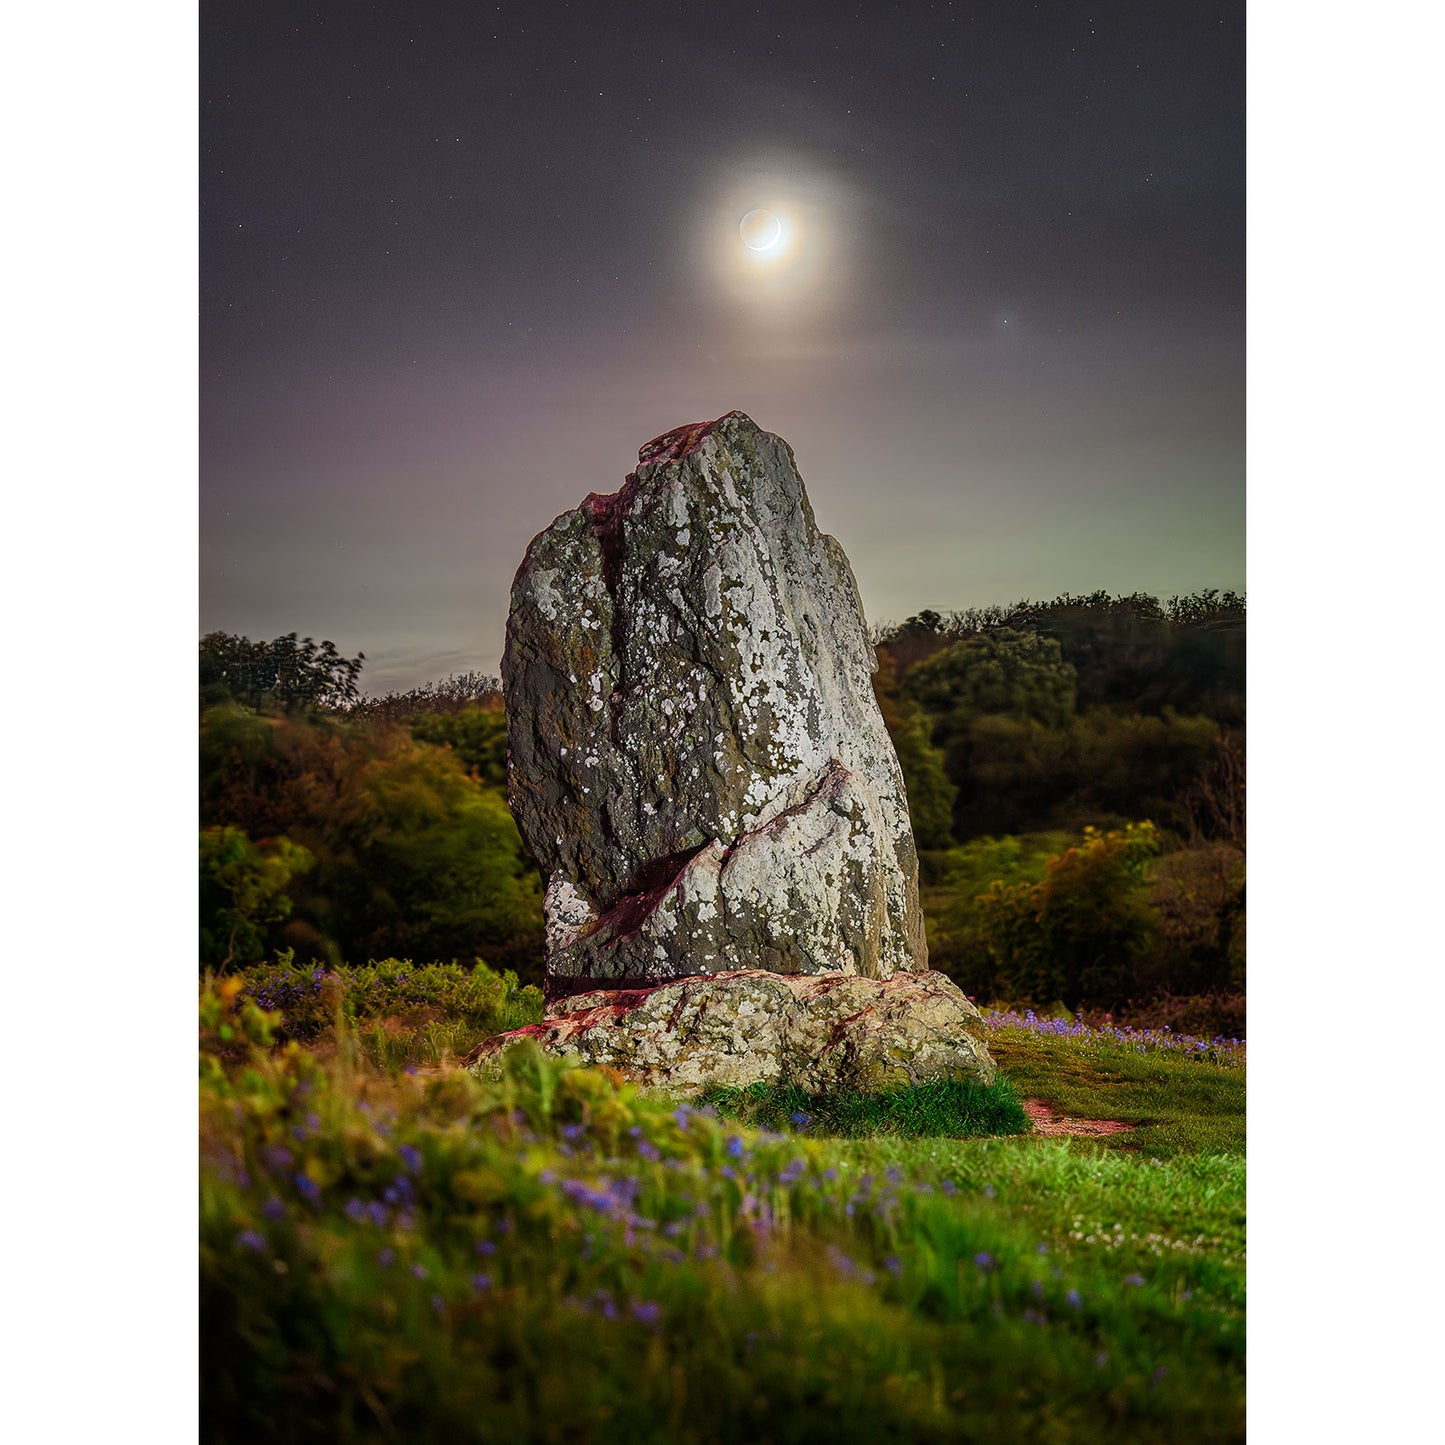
[[201, 0, 1244, 694]]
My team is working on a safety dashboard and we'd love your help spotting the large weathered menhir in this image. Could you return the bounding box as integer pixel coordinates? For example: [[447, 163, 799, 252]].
[[503, 410, 928, 999]]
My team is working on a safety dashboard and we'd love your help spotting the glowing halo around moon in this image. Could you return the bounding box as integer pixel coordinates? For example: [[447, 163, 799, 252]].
[[739, 208, 783, 251], [704, 162, 854, 313]]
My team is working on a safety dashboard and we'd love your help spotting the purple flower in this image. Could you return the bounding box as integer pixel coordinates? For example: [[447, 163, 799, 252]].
[[941, 1180, 957, 1196], [973, 1251, 995, 1271], [411, 1263, 428, 1279], [884, 1256, 903, 1278], [261, 1197, 286, 1222], [983, 1184, 996, 1199], [294, 1173, 322, 1207], [235, 1229, 267, 1253], [789, 1111, 812, 1129], [725, 1136, 745, 1159], [1066, 1289, 1082, 1310], [399, 1144, 422, 1173], [630, 1300, 662, 1327], [262, 1144, 294, 1172], [561, 1179, 615, 1213], [1035, 1242, 1049, 1254], [366, 1201, 389, 1228], [345, 1198, 366, 1222], [377, 1248, 395, 1267], [475, 1239, 497, 1256], [1124, 1273, 1145, 1287], [472, 1273, 493, 1291]]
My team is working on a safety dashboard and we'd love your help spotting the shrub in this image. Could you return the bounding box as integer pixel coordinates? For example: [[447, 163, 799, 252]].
[[1146, 845, 1245, 997], [406, 703, 509, 787], [200, 706, 544, 977], [199, 827, 314, 970], [236, 955, 544, 1047], [975, 823, 1161, 1010]]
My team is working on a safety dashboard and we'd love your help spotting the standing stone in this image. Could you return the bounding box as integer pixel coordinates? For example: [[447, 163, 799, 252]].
[[503, 410, 928, 998]]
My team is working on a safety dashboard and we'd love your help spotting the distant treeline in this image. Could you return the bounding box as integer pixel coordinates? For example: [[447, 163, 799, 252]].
[[872, 589, 1244, 846], [198, 589, 1244, 1017]]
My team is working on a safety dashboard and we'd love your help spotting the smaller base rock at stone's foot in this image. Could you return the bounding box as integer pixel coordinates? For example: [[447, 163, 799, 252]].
[[463, 969, 996, 1094]]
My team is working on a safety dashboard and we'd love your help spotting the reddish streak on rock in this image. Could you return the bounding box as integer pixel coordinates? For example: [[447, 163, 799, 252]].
[[584, 845, 709, 944], [636, 411, 746, 468]]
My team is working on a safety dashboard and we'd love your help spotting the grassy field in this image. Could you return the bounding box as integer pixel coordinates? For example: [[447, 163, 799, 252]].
[[200, 971, 1245, 1443]]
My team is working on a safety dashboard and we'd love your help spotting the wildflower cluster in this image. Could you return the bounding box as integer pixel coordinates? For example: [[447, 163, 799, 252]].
[[983, 1007, 1244, 1062], [200, 1011, 1245, 1439], [230, 953, 544, 1046]]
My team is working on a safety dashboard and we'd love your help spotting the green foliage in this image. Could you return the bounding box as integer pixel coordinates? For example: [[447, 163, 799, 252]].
[[328, 742, 539, 963], [923, 829, 1245, 1012], [347, 671, 503, 725], [199, 706, 543, 975], [920, 833, 1071, 989], [698, 1076, 1030, 1139], [199, 631, 364, 713], [873, 657, 956, 850], [200, 1016, 1245, 1442], [871, 591, 1244, 852], [975, 823, 1162, 1009], [199, 826, 314, 969], [198, 973, 281, 1076], [1147, 845, 1246, 997], [406, 702, 509, 787], [1072, 710, 1219, 833], [903, 628, 1077, 735], [238, 955, 544, 1055], [935, 709, 1219, 841], [997, 591, 1245, 724]]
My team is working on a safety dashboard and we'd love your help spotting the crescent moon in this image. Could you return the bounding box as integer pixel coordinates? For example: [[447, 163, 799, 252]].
[[740, 208, 782, 251]]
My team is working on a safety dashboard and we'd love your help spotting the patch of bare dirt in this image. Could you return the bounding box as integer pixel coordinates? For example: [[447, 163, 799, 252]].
[[1022, 1098, 1137, 1138]]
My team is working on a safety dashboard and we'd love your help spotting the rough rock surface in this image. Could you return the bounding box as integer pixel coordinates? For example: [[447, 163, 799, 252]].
[[503, 410, 928, 998], [463, 969, 996, 1092]]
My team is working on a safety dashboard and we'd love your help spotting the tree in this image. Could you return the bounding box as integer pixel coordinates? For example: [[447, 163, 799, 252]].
[[902, 629, 1077, 737], [404, 701, 509, 787], [199, 704, 543, 977], [975, 823, 1160, 1008], [873, 657, 957, 849], [199, 826, 314, 970], [199, 632, 365, 713]]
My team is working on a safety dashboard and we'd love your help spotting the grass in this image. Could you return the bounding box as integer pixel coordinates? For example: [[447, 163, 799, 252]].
[[697, 1075, 1031, 1139], [982, 1023, 1245, 1158], [199, 975, 1246, 1443]]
